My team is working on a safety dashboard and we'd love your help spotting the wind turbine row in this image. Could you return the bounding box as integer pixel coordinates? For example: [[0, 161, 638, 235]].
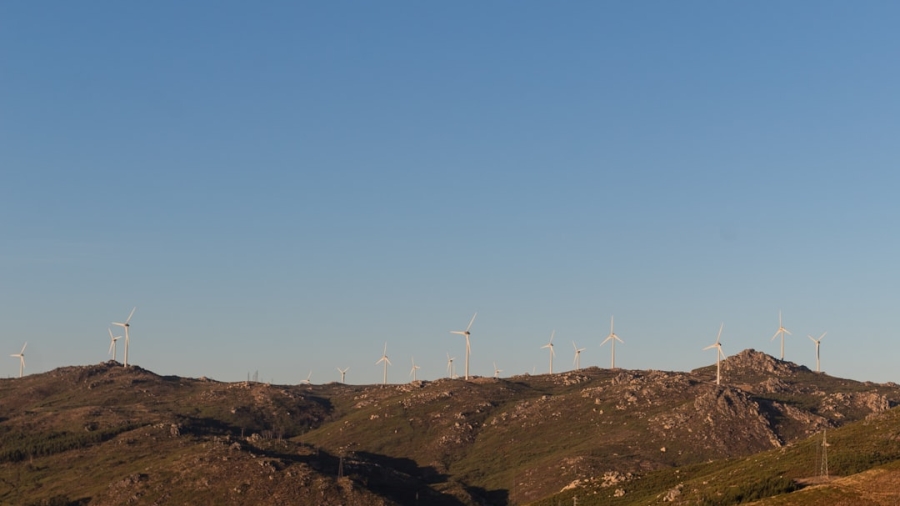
[[111, 307, 136, 367], [701, 312, 829, 386]]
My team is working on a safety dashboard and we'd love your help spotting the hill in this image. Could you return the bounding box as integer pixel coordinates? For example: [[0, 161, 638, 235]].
[[0, 350, 898, 505]]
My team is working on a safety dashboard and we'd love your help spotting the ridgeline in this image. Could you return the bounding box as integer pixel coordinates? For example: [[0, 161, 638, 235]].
[[2, 349, 900, 505]]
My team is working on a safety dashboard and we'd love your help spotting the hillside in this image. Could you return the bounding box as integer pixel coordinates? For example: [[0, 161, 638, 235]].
[[0, 349, 898, 505]]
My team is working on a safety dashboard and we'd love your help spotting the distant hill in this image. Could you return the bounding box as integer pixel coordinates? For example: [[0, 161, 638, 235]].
[[0, 349, 898, 505]]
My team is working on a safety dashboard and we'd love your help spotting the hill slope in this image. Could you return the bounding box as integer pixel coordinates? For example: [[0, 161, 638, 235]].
[[0, 350, 897, 505]]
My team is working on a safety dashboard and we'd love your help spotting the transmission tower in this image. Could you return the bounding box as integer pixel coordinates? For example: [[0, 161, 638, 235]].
[[819, 429, 829, 478]]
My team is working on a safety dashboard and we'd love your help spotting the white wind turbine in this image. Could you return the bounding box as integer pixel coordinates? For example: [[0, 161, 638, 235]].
[[300, 371, 312, 385], [376, 342, 392, 385], [808, 332, 826, 372], [541, 330, 556, 374], [450, 312, 476, 380], [493, 361, 502, 378], [600, 316, 623, 369], [112, 307, 136, 367], [10, 342, 26, 378], [703, 323, 726, 385], [771, 310, 791, 360], [108, 328, 122, 362], [410, 357, 421, 381], [446, 353, 455, 379], [572, 341, 586, 371], [337, 367, 349, 384]]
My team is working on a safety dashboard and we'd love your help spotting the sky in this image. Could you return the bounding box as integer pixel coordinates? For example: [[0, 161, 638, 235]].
[[2, 2, 899, 385]]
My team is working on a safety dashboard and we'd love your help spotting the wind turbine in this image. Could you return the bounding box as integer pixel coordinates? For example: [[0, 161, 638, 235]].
[[703, 323, 726, 385], [376, 342, 392, 385], [410, 357, 421, 381], [770, 310, 791, 360], [541, 330, 556, 374], [450, 312, 476, 380], [108, 328, 122, 362], [600, 316, 623, 369], [446, 353, 455, 379], [112, 307, 136, 367], [808, 332, 826, 372], [572, 341, 586, 371], [493, 361, 502, 378], [337, 367, 349, 384], [10, 342, 26, 378], [300, 371, 312, 385]]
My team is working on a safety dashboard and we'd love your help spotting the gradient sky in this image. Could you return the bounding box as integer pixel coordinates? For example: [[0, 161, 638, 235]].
[[2, 2, 899, 385]]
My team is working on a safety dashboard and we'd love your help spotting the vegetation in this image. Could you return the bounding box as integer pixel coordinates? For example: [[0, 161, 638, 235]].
[[1, 353, 900, 505]]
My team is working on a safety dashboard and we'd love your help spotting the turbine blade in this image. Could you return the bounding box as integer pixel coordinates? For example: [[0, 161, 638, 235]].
[[466, 312, 477, 332], [703, 344, 716, 350], [819, 332, 827, 340], [21, 342, 27, 354], [771, 331, 780, 341], [126, 307, 136, 324], [784, 329, 792, 335], [717, 323, 723, 343]]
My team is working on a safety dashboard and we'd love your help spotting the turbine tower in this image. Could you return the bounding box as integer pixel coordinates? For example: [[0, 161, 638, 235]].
[[541, 330, 556, 374], [337, 367, 349, 384], [376, 342, 392, 385], [446, 353, 455, 379], [450, 312, 477, 380], [703, 323, 726, 385], [572, 341, 586, 371], [112, 307, 136, 367], [808, 332, 826, 372], [493, 361, 502, 378], [770, 310, 791, 360], [600, 316, 623, 369], [409, 357, 421, 381], [10, 342, 26, 378], [108, 328, 122, 362]]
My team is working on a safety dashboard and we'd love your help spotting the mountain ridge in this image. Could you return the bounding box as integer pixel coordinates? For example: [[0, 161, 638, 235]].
[[1, 349, 898, 505]]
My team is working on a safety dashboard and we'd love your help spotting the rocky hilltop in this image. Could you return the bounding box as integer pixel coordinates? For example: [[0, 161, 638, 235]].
[[0, 350, 897, 505]]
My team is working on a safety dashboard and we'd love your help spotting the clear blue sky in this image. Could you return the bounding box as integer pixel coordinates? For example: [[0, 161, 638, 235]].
[[2, 2, 899, 384]]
